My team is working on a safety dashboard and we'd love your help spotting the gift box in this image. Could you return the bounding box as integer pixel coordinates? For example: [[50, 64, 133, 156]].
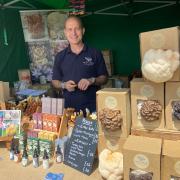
[[96, 88, 131, 138], [140, 26, 180, 81], [123, 135, 162, 180], [131, 78, 165, 130], [162, 140, 180, 180]]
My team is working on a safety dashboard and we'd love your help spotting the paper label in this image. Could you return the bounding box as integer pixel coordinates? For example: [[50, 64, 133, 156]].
[[105, 96, 117, 109], [176, 87, 180, 98], [140, 85, 154, 97], [43, 122, 47, 126], [48, 122, 52, 127], [133, 154, 149, 169], [150, 33, 166, 49], [174, 161, 180, 174]]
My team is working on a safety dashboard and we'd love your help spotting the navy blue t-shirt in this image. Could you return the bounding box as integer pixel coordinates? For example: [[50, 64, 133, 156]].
[[52, 44, 108, 112]]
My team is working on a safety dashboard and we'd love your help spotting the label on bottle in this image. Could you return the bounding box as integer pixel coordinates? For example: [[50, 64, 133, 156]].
[[22, 158, 28, 167], [56, 155, 63, 163], [10, 151, 14, 160], [33, 158, 39, 168], [14, 154, 19, 162], [43, 159, 49, 169]]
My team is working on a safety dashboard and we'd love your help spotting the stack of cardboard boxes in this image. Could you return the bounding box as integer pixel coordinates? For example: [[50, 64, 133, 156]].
[[126, 26, 180, 179], [97, 26, 180, 179]]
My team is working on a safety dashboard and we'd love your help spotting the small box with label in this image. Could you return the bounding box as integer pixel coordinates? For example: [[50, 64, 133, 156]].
[[131, 78, 165, 130], [32, 113, 38, 129], [37, 113, 43, 129], [42, 114, 48, 131], [42, 97, 51, 114], [140, 26, 180, 81], [57, 98, 64, 115], [96, 88, 131, 138], [123, 135, 162, 180], [165, 82, 180, 130], [52, 115, 61, 133], [162, 140, 180, 180], [51, 98, 57, 115]]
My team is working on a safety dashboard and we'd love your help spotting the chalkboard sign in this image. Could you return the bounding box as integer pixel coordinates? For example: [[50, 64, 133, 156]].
[[64, 117, 98, 175]]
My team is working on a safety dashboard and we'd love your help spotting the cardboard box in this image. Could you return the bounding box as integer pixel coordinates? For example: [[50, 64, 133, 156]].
[[162, 140, 180, 180], [165, 82, 180, 130], [0, 81, 10, 101], [52, 115, 60, 132], [101, 78, 113, 88], [37, 113, 43, 129], [51, 98, 57, 115], [123, 135, 162, 180], [140, 26, 180, 81], [0, 101, 6, 110], [102, 49, 113, 76], [118, 76, 130, 88], [131, 78, 165, 130], [42, 97, 51, 114], [98, 135, 126, 155], [131, 128, 180, 141], [32, 113, 38, 129], [57, 98, 64, 115], [42, 114, 48, 130], [18, 69, 31, 84], [96, 88, 131, 138], [47, 120, 53, 132]]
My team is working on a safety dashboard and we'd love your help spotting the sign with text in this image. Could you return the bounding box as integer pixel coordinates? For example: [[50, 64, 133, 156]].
[[64, 117, 98, 175]]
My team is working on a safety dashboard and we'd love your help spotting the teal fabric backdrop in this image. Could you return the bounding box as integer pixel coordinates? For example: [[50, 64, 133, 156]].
[[83, 5, 180, 76], [0, 9, 29, 84], [0, 4, 180, 84]]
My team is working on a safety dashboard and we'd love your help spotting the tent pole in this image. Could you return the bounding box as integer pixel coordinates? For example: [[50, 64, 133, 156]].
[[21, 0, 36, 9], [135, 0, 176, 3], [95, 12, 129, 16], [134, 2, 176, 15], [4, 0, 21, 7], [95, 2, 128, 13]]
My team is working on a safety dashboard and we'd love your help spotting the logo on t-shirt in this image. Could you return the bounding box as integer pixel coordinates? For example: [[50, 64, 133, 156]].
[[83, 57, 94, 66]]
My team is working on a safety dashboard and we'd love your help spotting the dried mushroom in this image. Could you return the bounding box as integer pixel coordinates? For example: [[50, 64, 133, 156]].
[[98, 108, 123, 131], [24, 97, 41, 116], [140, 100, 162, 121], [172, 101, 180, 120]]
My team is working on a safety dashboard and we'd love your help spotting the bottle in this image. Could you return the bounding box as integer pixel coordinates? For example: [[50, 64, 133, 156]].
[[9, 140, 15, 160], [14, 145, 21, 163], [56, 145, 63, 163], [33, 148, 39, 168], [43, 149, 49, 169], [21, 148, 28, 167]]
